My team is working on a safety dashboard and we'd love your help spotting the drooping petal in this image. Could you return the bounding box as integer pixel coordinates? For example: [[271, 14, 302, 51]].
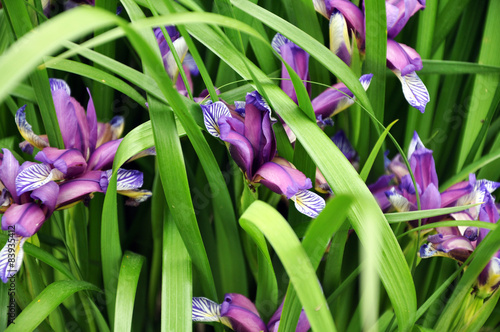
[[220, 293, 266, 332], [192, 297, 221, 322], [35, 147, 87, 177], [201, 101, 232, 137], [1, 203, 46, 237], [253, 158, 312, 199], [86, 139, 122, 171], [100, 169, 144, 192], [0, 235, 26, 283], [56, 171, 104, 209], [15, 163, 64, 196], [0, 149, 20, 203], [31, 181, 59, 216], [387, 39, 423, 75], [291, 189, 326, 218], [393, 70, 430, 113], [329, 10, 352, 66], [15, 105, 50, 151]]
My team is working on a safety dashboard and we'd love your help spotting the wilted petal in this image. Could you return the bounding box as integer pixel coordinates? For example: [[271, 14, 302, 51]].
[[15, 163, 64, 196], [35, 147, 87, 177], [0, 149, 20, 203], [254, 158, 312, 199], [0, 235, 26, 283], [192, 297, 221, 322], [329, 10, 352, 66], [2, 203, 46, 237], [393, 70, 429, 113], [15, 105, 50, 151], [56, 171, 104, 209], [201, 101, 232, 137], [86, 139, 122, 171], [291, 189, 326, 218]]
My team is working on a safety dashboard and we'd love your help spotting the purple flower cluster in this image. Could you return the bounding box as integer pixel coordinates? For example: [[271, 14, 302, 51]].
[[313, 0, 429, 112], [0, 79, 153, 283], [201, 91, 325, 218], [192, 293, 310, 332]]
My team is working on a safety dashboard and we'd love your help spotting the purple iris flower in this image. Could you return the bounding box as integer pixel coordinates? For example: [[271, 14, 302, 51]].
[[202, 91, 325, 218], [192, 294, 310, 332], [420, 184, 500, 298], [382, 132, 474, 224], [0, 79, 152, 283], [314, 0, 429, 112], [154, 26, 199, 97], [271, 33, 373, 124]]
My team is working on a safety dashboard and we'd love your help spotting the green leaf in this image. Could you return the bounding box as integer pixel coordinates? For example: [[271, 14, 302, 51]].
[[359, 119, 398, 182], [420, 60, 500, 75], [5, 281, 101, 332], [385, 203, 481, 223], [114, 251, 145, 332], [240, 200, 337, 332]]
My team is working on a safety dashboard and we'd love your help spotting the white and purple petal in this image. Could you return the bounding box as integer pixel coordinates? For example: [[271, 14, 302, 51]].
[[291, 189, 326, 218], [201, 101, 232, 137], [192, 297, 221, 322], [15, 105, 50, 151], [329, 10, 352, 66], [102, 169, 144, 192], [49, 78, 71, 94], [271, 33, 291, 55], [0, 235, 26, 283], [394, 70, 430, 113], [15, 163, 63, 196], [31, 181, 59, 216], [386, 187, 411, 212]]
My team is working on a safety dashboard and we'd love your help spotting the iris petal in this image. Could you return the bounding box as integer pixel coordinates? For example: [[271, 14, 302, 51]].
[[329, 10, 352, 66], [192, 297, 222, 322], [15, 105, 50, 151], [201, 101, 232, 137], [386, 188, 411, 212], [0, 235, 26, 283], [291, 189, 326, 218], [0, 149, 20, 203], [2, 203, 46, 237], [394, 70, 429, 113], [164, 37, 189, 80], [16, 163, 63, 196]]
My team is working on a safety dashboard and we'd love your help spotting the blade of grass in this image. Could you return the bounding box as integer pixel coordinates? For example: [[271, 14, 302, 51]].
[[240, 200, 337, 332], [385, 203, 480, 223], [162, 212, 192, 331], [113, 251, 145, 332], [5, 280, 101, 332]]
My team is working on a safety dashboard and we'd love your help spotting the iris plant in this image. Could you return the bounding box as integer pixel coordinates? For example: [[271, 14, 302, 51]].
[[0, 79, 152, 282], [420, 184, 500, 298], [202, 91, 325, 218], [313, 0, 430, 113], [382, 132, 475, 224], [271, 33, 373, 124], [192, 294, 310, 332]]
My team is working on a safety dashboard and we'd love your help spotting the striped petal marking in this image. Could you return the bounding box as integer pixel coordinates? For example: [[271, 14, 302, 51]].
[[271, 33, 290, 55], [15, 105, 50, 150], [192, 297, 221, 322], [16, 163, 63, 196], [0, 235, 26, 283], [394, 70, 430, 113], [103, 169, 144, 191], [291, 190, 326, 218], [201, 101, 232, 138], [386, 188, 411, 212]]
